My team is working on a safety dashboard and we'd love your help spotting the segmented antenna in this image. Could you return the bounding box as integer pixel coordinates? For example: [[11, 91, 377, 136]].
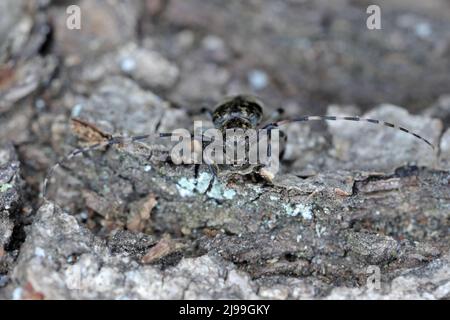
[[42, 134, 153, 199], [262, 115, 435, 150]]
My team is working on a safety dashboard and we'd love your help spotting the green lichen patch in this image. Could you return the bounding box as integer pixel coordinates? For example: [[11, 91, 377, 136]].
[[176, 172, 236, 201], [282, 203, 313, 220], [0, 183, 13, 193]]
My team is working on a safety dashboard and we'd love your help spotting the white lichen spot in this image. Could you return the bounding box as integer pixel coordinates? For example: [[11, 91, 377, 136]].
[[0, 183, 13, 193], [301, 206, 313, 220], [34, 247, 46, 258], [120, 57, 137, 73], [176, 173, 235, 200], [223, 188, 236, 200], [282, 203, 313, 220], [196, 172, 213, 194], [12, 287, 23, 300], [206, 179, 224, 200], [252, 185, 263, 194], [35, 99, 46, 111], [176, 177, 196, 197], [71, 103, 83, 117], [202, 35, 225, 51], [415, 22, 432, 38], [269, 195, 279, 201], [248, 69, 268, 90], [315, 224, 326, 238], [206, 179, 236, 201]]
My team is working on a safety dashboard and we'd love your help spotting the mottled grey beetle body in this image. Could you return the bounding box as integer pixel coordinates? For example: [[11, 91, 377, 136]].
[[209, 95, 281, 177]]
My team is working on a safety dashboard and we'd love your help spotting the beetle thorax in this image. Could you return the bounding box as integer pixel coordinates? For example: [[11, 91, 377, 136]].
[[212, 95, 264, 131]]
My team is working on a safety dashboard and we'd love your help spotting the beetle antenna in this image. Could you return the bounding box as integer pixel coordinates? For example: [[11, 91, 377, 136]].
[[262, 115, 435, 150], [42, 134, 156, 200]]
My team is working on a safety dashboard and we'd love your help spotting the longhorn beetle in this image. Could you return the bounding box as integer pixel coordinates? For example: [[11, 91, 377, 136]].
[[42, 94, 435, 199]]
